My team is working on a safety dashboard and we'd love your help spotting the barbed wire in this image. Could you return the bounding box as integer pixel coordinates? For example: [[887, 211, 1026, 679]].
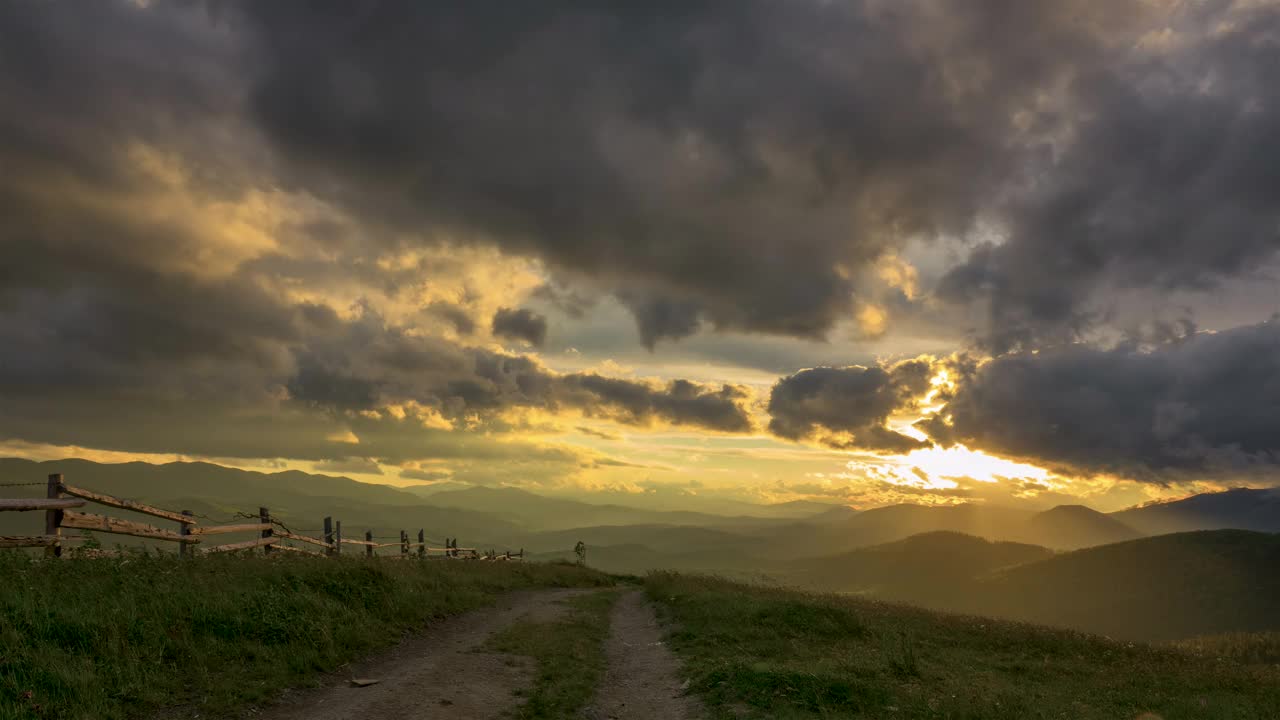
[[0, 481, 48, 487], [182, 510, 257, 525], [267, 516, 316, 538]]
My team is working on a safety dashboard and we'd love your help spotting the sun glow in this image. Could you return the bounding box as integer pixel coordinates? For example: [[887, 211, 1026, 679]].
[[882, 444, 1051, 489], [859, 367, 1053, 491]]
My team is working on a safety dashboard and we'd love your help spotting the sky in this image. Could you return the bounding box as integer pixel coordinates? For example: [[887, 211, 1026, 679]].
[[2, 0, 1279, 512]]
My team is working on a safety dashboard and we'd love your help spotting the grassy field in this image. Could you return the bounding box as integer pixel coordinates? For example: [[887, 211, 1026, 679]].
[[646, 572, 1280, 720], [483, 589, 619, 718], [0, 552, 611, 720]]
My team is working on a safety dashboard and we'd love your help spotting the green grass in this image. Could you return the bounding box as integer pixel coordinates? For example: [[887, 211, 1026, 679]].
[[0, 552, 612, 720], [1174, 631, 1280, 667], [646, 572, 1280, 720], [483, 589, 619, 719]]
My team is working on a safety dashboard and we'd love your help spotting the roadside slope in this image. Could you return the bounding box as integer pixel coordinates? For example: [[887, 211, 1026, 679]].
[[647, 571, 1280, 720]]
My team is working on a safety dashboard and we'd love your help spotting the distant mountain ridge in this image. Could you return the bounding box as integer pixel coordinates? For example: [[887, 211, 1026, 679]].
[[0, 457, 828, 544], [1112, 487, 1280, 535], [1024, 504, 1141, 549], [412, 485, 829, 532], [0, 457, 518, 544], [5, 456, 1280, 604]]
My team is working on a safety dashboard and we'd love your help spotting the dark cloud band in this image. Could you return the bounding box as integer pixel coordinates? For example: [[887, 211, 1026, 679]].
[[928, 320, 1280, 479]]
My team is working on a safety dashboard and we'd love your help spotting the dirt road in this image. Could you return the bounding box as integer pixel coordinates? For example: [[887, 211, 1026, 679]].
[[254, 588, 590, 720], [252, 587, 703, 720]]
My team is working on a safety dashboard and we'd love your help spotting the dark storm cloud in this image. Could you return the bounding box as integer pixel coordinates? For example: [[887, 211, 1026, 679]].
[[5, 0, 1280, 482], [928, 320, 1280, 479], [0, 3, 751, 463], [530, 282, 597, 321], [938, 6, 1280, 352], [767, 358, 935, 452], [289, 315, 753, 433], [232, 0, 1152, 345], [492, 307, 548, 348], [563, 375, 752, 433], [9, 0, 1275, 356]]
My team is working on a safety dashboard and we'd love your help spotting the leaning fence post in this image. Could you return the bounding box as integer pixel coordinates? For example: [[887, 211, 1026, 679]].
[[260, 507, 273, 555], [334, 520, 342, 557], [365, 530, 373, 558], [418, 529, 425, 559], [400, 530, 408, 557], [180, 510, 194, 558], [45, 473, 64, 558], [322, 516, 333, 557]]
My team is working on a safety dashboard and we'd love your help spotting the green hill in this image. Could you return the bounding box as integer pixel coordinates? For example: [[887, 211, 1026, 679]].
[[789, 531, 1054, 603], [971, 530, 1280, 641], [1020, 504, 1142, 549]]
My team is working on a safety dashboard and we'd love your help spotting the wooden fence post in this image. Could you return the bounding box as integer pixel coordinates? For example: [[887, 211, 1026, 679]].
[[45, 473, 63, 558], [400, 530, 408, 557], [418, 529, 425, 558], [334, 520, 342, 557], [260, 507, 273, 555], [365, 530, 373, 559], [180, 510, 193, 558], [322, 516, 333, 557]]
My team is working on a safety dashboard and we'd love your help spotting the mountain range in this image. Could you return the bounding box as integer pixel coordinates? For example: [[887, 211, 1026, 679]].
[[2, 456, 1279, 640]]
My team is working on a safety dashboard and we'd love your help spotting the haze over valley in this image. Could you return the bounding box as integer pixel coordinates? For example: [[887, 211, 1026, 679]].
[[6, 457, 1277, 643]]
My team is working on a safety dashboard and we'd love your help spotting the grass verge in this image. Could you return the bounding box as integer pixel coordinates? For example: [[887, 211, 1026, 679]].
[[0, 552, 612, 720], [483, 589, 619, 719], [647, 572, 1280, 720]]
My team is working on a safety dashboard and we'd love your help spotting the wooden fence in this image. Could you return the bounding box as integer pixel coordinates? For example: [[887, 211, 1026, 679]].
[[1, 473, 524, 562]]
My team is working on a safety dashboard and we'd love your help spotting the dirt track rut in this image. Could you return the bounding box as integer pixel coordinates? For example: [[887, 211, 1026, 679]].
[[254, 588, 589, 720], [584, 589, 706, 720]]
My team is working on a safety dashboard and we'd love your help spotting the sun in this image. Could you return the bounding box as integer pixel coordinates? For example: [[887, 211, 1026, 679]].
[[865, 368, 1053, 490]]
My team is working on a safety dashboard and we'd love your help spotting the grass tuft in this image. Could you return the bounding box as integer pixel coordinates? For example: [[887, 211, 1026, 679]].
[[483, 589, 618, 719]]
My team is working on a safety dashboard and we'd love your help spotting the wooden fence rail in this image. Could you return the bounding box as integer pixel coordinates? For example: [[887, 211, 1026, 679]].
[[0, 473, 525, 562], [0, 498, 85, 512]]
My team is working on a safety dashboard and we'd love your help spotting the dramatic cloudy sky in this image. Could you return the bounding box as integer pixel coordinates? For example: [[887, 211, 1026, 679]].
[[2, 0, 1278, 511]]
